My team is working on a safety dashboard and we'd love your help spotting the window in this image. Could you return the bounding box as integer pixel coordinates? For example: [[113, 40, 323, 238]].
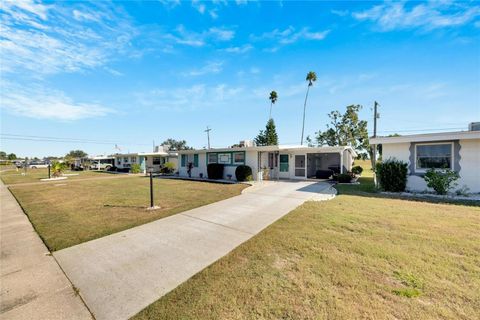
[[193, 154, 199, 167], [415, 143, 453, 171], [131, 157, 136, 163], [208, 153, 218, 164], [279, 154, 289, 172], [218, 153, 231, 164], [117, 159, 121, 165], [153, 157, 161, 165], [181, 154, 187, 167], [123, 157, 128, 163], [233, 152, 245, 165]]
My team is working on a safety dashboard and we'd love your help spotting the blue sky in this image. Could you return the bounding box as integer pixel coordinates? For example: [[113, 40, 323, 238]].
[[1, 0, 479, 157]]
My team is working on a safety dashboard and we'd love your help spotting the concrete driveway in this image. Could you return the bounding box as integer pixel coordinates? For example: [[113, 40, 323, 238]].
[[54, 181, 335, 320]]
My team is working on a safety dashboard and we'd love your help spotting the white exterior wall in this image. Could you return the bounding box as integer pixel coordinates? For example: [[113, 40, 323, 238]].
[[245, 150, 259, 180], [458, 139, 480, 193], [382, 139, 480, 193]]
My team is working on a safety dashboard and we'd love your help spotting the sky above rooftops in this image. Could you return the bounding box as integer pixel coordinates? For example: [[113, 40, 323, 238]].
[[1, 0, 479, 157]]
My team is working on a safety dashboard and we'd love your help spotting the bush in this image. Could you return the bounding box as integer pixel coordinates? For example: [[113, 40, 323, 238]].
[[337, 173, 353, 183], [207, 163, 224, 180], [235, 165, 253, 181], [424, 168, 459, 195], [161, 162, 176, 174], [376, 159, 408, 192], [130, 163, 141, 173], [351, 165, 363, 175]]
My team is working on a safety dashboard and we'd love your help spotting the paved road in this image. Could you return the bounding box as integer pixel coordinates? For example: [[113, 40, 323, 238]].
[[0, 181, 92, 320], [54, 181, 336, 320]]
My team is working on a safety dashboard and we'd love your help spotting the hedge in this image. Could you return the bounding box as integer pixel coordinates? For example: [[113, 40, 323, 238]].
[[235, 165, 253, 181]]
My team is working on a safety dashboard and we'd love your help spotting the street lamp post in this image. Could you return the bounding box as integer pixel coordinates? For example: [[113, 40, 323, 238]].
[[147, 167, 159, 210]]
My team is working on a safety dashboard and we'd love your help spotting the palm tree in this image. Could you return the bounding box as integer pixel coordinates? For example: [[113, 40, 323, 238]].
[[268, 90, 278, 119], [301, 71, 317, 145]]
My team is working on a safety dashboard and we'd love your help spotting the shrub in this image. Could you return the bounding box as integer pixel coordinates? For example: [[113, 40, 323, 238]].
[[130, 163, 141, 174], [424, 168, 459, 195], [207, 163, 224, 180], [351, 165, 363, 175], [50, 161, 68, 178], [235, 165, 253, 181], [375, 159, 408, 192], [337, 173, 352, 183], [161, 162, 176, 174]]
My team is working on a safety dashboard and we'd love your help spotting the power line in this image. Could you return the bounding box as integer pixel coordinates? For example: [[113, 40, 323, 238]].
[[0, 134, 151, 146]]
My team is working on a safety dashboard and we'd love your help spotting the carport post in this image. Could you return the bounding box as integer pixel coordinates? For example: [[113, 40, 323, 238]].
[[48, 164, 51, 179]]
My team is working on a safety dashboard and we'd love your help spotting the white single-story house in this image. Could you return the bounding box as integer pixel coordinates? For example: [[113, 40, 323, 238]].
[[177, 142, 357, 181], [370, 125, 480, 193], [113, 145, 178, 173]]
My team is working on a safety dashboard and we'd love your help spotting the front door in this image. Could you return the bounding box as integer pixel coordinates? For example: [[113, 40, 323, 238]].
[[294, 155, 306, 178], [279, 154, 289, 179]]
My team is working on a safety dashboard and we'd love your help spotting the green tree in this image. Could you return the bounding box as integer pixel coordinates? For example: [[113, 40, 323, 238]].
[[268, 90, 278, 119], [161, 138, 192, 150], [0, 151, 6, 159], [7, 153, 17, 160], [315, 105, 369, 156], [66, 150, 88, 158], [301, 71, 317, 145], [255, 119, 279, 146]]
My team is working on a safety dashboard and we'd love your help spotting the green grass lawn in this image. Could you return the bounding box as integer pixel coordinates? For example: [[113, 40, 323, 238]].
[[8, 178, 247, 251], [0, 168, 111, 185], [133, 161, 480, 320]]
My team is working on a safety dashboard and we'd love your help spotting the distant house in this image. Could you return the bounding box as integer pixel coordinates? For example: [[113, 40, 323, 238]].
[[370, 123, 480, 193], [113, 145, 178, 173], [177, 140, 357, 181]]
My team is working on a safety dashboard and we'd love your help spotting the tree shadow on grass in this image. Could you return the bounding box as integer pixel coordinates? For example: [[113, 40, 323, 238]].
[[335, 177, 480, 207]]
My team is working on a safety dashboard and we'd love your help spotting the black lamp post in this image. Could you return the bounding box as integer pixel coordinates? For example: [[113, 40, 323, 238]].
[[149, 168, 154, 208], [48, 163, 51, 179]]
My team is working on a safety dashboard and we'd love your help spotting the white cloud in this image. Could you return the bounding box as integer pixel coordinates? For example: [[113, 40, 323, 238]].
[[251, 26, 330, 49], [1, 82, 113, 121], [208, 27, 235, 40], [223, 44, 253, 53], [331, 9, 349, 17], [135, 84, 244, 111], [184, 61, 223, 76], [192, 0, 206, 14], [167, 25, 235, 47], [0, 1, 136, 76], [352, 1, 480, 31]]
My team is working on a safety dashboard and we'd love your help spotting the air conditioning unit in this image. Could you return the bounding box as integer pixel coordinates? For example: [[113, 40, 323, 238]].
[[468, 122, 480, 131], [239, 140, 255, 147]]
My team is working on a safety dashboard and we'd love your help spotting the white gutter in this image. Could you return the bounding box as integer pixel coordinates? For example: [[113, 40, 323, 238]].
[[370, 130, 480, 144]]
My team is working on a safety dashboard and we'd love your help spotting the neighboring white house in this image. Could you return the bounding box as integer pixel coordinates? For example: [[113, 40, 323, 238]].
[[370, 124, 480, 193], [177, 141, 357, 181], [113, 145, 178, 173]]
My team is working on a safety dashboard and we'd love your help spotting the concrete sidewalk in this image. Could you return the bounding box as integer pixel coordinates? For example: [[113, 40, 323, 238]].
[[0, 181, 92, 320], [54, 181, 335, 320]]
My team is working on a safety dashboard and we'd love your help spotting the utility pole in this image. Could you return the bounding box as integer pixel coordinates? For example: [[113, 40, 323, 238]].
[[372, 101, 380, 169], [204, 126, 212, 149]]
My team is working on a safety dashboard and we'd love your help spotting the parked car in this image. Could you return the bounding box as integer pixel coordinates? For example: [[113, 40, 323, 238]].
[[90, 161, 113, 171], [27, 161, 49, 169]]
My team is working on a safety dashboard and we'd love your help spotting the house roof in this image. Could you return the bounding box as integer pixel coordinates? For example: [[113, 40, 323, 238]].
[[370, 130, 480, 144], [178, 145, 358, 157]]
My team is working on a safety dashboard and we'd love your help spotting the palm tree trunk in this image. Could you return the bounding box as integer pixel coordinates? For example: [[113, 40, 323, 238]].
[[269, 102, 273, 119], [301, 85, 310, 145]]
